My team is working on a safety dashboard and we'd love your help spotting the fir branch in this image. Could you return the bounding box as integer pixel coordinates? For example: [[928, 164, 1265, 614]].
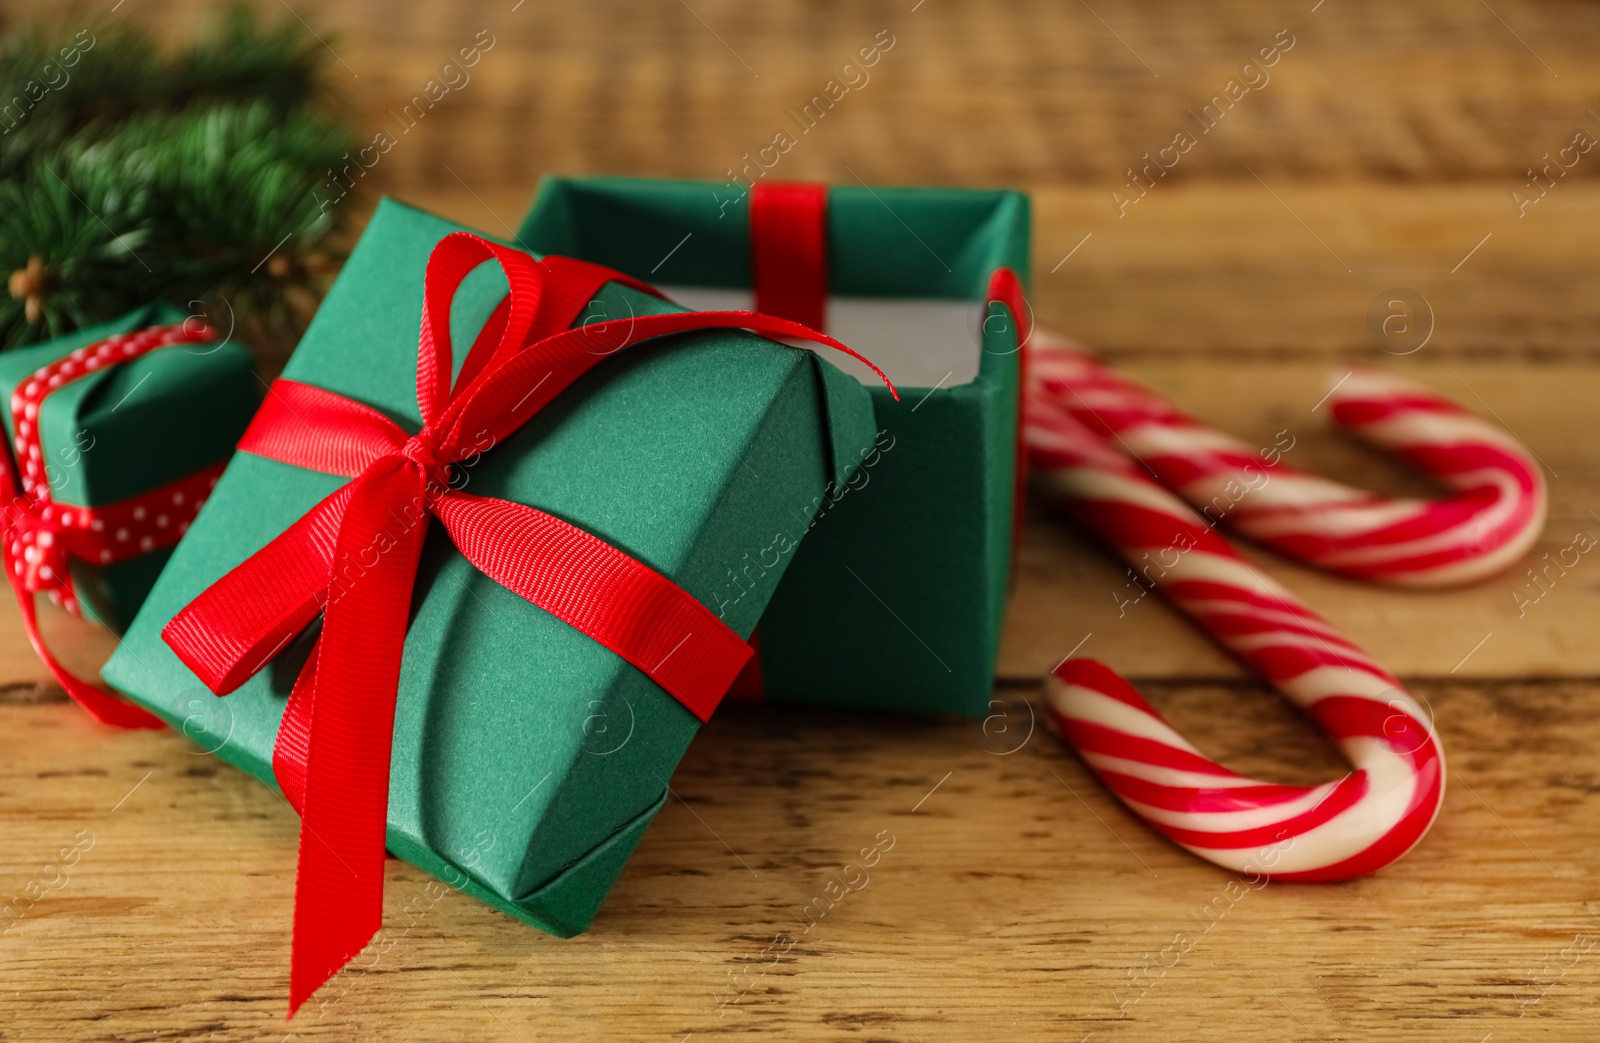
[[0, 4, 355, 357], [0, 160, 152, 348], [171, 6, 325, 112]]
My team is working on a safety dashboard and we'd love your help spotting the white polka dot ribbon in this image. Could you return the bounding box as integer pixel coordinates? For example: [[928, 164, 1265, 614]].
[[2, 322, 224, 617]]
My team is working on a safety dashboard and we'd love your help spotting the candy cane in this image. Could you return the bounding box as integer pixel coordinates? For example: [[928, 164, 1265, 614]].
[[1027, 392, 1445, 879], [1027, 329, 1546, 587]]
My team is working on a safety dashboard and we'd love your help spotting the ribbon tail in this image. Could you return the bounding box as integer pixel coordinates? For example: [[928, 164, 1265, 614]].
[[0, 419, 160, 727], [163, 482, 357, 695], [8, 577, 162, 728], [272, 635, 322, 814], [287, 461, 430, 1018], [434, 490, 750, 722]]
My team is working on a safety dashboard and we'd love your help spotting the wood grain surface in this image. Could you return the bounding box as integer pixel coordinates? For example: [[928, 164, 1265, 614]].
[[2, 0, 1600, 1040]]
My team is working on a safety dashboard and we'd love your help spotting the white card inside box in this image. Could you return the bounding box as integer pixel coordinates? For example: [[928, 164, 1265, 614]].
[[654, 285, 984, 390]]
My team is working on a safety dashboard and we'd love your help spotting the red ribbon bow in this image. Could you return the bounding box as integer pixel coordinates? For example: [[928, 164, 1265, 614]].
[[0, 322, 225, 729], [161, 233, 894, 1015]]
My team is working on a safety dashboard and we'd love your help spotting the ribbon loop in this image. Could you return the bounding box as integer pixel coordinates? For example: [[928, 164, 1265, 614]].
[[164, 482, 355, 695], [417, 233, 551, 423]]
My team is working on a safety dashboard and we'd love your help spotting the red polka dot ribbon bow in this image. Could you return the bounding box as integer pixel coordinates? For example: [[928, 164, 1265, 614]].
[[0, 322, 224, 729], [159, 233, 894, 1016]]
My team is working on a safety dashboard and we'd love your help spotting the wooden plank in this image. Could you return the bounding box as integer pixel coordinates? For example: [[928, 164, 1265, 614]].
[[0, 601, 118, 698], [0, 678, 1594, 1040], [399, 181, 1600, 358], [1003, 358, 1600, 680], [58, 0, 1600, 187], [1030, 183, 1600, 357]]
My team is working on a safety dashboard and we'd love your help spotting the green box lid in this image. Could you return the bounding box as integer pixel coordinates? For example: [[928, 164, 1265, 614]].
[[519, 177, 1030, 716]]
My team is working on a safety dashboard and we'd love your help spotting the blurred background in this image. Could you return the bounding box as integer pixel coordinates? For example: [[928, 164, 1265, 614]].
[[5, 0, 1596, 359]]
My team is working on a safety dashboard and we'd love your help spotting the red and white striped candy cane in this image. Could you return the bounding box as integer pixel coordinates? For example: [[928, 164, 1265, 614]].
[[1028, 329, 1546, 587], [1027, 392, 1445, 880]]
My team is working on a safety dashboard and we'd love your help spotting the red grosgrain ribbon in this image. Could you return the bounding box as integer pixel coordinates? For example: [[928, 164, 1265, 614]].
[[736, 182, 827, 704], [986, 266, 1032, 572], [751, 181, 829, 331], [159, 233, 896, 1016], [0, 322, 223, 728]]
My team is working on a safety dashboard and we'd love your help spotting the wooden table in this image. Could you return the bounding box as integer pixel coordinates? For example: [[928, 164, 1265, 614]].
[[2, 1, 1598, 1039]]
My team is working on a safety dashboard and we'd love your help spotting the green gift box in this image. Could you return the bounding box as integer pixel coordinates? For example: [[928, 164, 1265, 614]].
[[519, 177, 1030, 716], [102, 198, 876, 939], [0, 304, 257, 632]]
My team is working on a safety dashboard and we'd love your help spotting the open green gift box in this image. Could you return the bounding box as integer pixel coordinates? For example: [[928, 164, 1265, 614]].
[[103, 199, 882, 964], [519, 177, 1031, 716]]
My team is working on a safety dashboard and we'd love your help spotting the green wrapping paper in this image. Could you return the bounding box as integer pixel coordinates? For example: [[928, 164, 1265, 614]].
[[520, 177, 1030, 716], [0, 305, 258, 632], [102, 198, 877, 936]]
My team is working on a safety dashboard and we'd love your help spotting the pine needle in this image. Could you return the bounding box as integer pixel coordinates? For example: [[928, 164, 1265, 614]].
[[0, 4, 354, 357]]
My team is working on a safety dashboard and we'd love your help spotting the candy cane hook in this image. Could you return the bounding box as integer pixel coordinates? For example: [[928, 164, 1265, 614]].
[[1027, 329, 1546, 587], [1027, 393, 1445, 880]]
